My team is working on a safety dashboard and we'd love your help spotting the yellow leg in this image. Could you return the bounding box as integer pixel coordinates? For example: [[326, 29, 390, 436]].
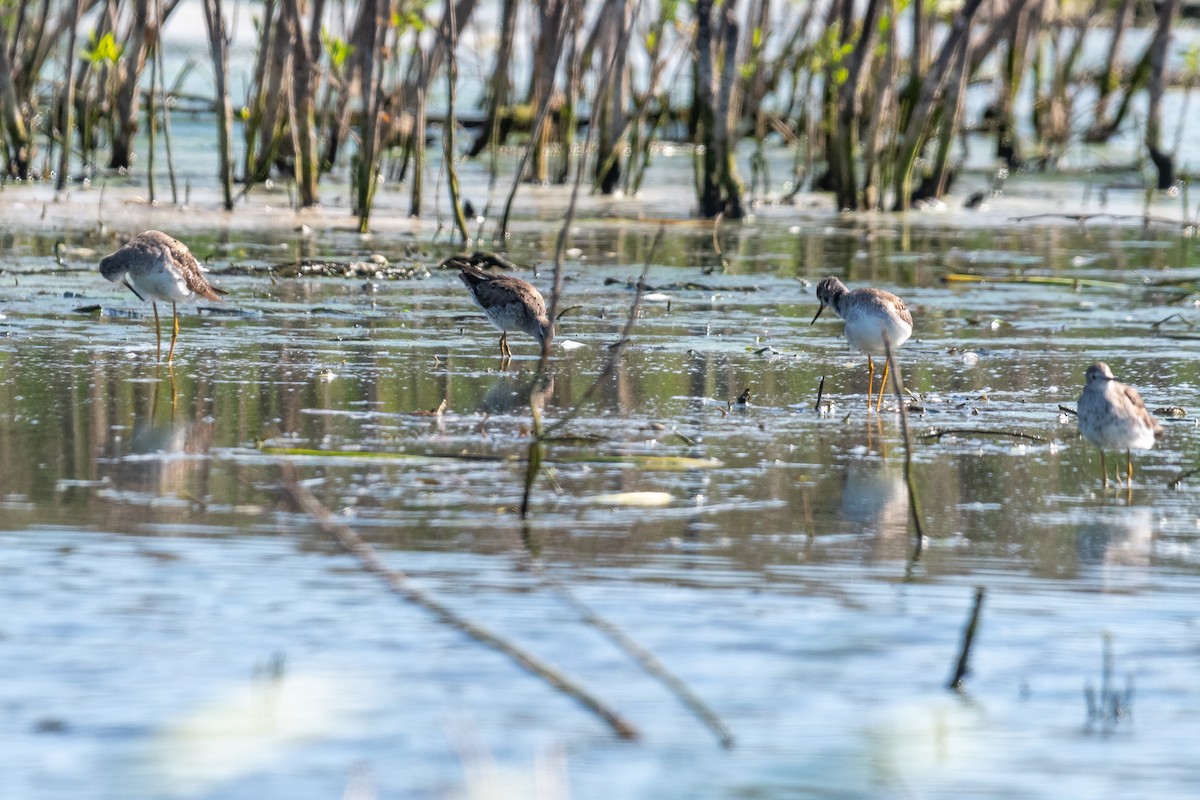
[[152, 302, 162, 361], [1126, 450, 1133, 486], [876, 358, 891, 413], [500, 332, 511, 358], [866, 355, 876, 411], [166, 302, 180, 364], [1099, 450, 1108, 487]]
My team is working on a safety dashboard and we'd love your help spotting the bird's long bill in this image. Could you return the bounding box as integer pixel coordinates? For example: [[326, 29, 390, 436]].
[[810, 303, 827, 325], [121, 277, 146, 301]]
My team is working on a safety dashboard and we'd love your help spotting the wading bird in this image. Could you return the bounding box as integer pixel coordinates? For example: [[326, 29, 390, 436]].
[[1077, 361, 1162, 487], [812, 276, 913, 411], [445, 252, 553, 359], [99, 230, 223, 364]]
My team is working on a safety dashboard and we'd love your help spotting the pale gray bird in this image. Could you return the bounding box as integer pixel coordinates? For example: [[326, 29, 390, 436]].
[[1077, 361, 1162, 486], [812, 276, 913, 411]]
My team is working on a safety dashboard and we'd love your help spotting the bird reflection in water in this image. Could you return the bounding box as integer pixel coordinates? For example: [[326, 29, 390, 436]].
[[479, 373, 555, 416], [105, 373, 217, 506], [839, 460, 910, 560]]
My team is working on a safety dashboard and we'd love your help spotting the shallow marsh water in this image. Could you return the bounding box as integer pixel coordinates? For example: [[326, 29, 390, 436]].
[[2, 169, 1200, 799]]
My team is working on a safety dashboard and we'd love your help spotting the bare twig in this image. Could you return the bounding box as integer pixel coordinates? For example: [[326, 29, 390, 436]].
[[278, 462, 639, 741], [948, 586, 985, 691], [519, 538, 735, 748], [885, 337, 925, 554], [920, 428, 1048, 443]]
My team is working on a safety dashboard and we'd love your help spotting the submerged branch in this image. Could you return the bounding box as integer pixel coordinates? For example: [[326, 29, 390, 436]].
[[886, 337, 925, 558], [519, 531, 735, 748], [278, 462, 640, 741], [920, 428, 1048, 443]]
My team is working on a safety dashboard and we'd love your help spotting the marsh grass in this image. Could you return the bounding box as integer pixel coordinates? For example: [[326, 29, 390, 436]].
[[2, 2, 1191, 216]]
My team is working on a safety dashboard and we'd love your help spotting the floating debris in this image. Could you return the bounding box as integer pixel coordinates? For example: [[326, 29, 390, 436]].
[[585, 491, 673, 507]]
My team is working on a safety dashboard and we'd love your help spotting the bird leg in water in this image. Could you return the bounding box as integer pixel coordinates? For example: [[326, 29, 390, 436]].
[[866, 355, 876, 411], [876, 358, 891, 413], [152, 302, 162, 362], [1100, 450, 1109, 487], [166, 302, 180, 364]]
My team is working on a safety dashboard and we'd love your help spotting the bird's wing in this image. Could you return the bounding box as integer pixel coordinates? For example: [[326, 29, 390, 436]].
[[1121, 383, 1164, 434], [163, 236, 223, 301], [887, 296, 914, 328], [463, 268, 544, 312]]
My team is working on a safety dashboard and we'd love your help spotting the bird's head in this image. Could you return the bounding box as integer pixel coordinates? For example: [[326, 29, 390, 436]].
[[1085, 362, 1116, 385], [811, 276, 845, 324]]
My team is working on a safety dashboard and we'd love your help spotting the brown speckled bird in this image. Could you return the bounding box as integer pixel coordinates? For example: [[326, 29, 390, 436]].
[[99, 230, 223, 363], [444, 252, 553, 358]]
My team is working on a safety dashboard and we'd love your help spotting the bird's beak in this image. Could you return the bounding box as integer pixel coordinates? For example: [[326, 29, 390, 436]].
[[122, 277, 146, 302], [810, 303, 826, 325]]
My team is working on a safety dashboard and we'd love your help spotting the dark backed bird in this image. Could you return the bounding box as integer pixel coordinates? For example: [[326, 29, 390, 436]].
[[444, 252, 553, 359]]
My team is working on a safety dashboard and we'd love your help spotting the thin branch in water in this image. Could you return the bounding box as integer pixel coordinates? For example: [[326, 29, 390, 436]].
[[1151, 313, 1195, 330], [709, 212, 729, 273], [948, 586, 986, 692], [885, 336, 926, 557], [517, 526, 735, 748], [277, 462, 639, 741], [920, 428, 1048, 443]]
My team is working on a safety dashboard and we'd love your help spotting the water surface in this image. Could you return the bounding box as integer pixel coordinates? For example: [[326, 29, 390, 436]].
[[2, 181, 1199, 798]]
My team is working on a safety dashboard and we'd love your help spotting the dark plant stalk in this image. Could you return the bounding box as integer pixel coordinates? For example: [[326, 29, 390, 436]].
[[0, 14, 33, 179], [1145, 0, 1182, 190], [240, 0, 277, 182], [409, 48, 427, 217], [886, 337, 925, 554], [497, 6, 572, 241], [354, 0, 386, 232], [518, 30, 648, 513], [442, 0, 470, 242], [109, 0, 150, 171], [146, 18, 157, 202], [892, 0, 983, 211], [282, 0, 324, 207], [55, 0, 81, 192], [948, 587, 985, 691], [693, 0, 744, 219], [202, 0, 234, 210], [153, 0, 178, 204], [927, 34, 970, 201], [527, 1, 568, 184], [1086, 0, 1135, 142], [466, 0, 516, 157]]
